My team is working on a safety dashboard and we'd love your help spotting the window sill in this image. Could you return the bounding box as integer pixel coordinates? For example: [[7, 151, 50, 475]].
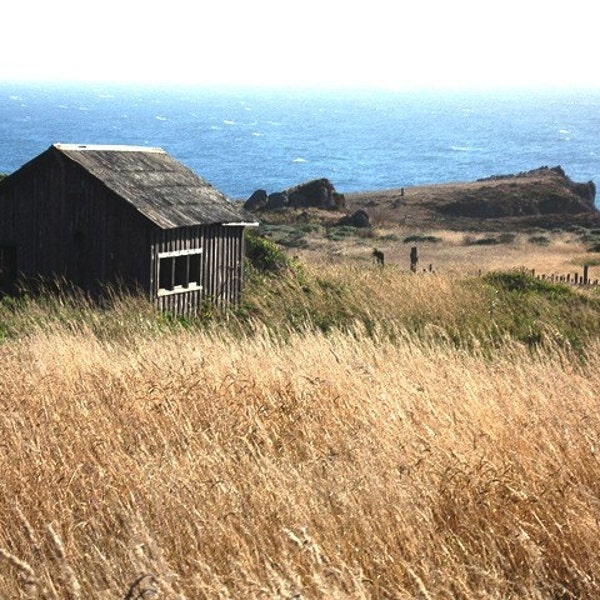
[[157, 284, 203, 298]]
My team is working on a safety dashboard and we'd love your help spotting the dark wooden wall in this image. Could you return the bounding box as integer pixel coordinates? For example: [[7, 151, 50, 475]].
[[0, 148, 247, 316], [151, 224, 246, 316], [0, 149, 151, 294]]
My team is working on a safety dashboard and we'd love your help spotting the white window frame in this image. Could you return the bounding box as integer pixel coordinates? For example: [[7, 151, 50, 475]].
[[157, 248, 203, 297]]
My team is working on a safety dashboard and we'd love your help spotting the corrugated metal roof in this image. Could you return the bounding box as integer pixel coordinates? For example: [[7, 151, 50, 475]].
[[53, 144, 258, 229]]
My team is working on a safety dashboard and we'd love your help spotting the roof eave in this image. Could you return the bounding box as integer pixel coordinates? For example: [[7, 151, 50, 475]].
[[223, 221, 260, 227]]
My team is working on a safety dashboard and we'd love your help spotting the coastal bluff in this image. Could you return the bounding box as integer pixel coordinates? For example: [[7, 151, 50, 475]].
[[243, 166, 598, 232], [343, 166, 598, 231]]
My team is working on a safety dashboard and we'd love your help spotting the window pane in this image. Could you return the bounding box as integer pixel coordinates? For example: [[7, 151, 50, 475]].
[[174, 256, 189, 287], [189, 254, 201, 285], [159, 257, 174, 290], [158, 249, 202, 294]]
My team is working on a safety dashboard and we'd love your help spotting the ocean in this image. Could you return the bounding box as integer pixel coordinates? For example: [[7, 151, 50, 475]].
[[1, 82, 599, 201]]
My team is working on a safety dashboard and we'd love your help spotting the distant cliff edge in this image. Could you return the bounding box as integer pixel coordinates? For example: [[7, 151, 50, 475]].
[[342, 166, 599, 231], [244, 167, 599, 231], [436, 166, 596, 219]]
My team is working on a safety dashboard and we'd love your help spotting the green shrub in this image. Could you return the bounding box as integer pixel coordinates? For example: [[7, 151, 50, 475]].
[[245, 232, 290, 274], [326, 226, 359, 241], [480, 270, 600, 352], [403, 234, 442, 244], [257, 223, 296, 239], [278, 233, 309, 249], [498, 232, 517, 244], [483, 271, 571, 296], [472, 237, 500, 246], [297, 223, 323, 234], [462, 235, 499, 246], [528, 235, 550, 246]]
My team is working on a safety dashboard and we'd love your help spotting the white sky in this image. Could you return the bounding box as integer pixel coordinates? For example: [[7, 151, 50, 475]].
[[1, 0, 598, 90]]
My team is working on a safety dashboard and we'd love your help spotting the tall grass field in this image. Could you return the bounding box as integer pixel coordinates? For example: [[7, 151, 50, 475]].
[[2, 262, 600, 598]]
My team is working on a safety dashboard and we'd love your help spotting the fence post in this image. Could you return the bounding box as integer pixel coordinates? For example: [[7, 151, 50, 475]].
[[584, 265, 589, 285], [410, 246, 418, 273]]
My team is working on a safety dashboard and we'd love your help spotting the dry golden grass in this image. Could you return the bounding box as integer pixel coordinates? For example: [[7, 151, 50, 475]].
[[293, 228, 600, 281], [2, 312, 600, 597]]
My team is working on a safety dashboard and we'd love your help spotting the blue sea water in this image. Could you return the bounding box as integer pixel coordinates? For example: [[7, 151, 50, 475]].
[[1, 82, 599, 201]]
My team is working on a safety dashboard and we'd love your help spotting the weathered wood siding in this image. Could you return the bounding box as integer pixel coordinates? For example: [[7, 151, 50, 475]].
[[151, 224, 245, 316], [0, 146, 250, 315], [0, 151, 151, 294]]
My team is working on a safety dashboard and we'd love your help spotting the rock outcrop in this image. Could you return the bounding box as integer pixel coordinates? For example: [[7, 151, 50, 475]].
[[438, 166, 596, 219], [335, 209, 371, 228], [244, 178, 345, 212], [244, 189, 268, 211]]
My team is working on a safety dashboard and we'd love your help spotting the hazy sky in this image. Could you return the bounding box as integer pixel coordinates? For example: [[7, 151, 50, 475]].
[[2, 0, 598, 90]]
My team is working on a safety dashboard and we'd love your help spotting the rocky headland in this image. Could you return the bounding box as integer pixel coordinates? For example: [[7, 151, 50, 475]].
[[245, 166, 599, 232]]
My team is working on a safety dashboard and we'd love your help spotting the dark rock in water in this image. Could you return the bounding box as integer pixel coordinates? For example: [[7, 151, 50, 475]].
[[266, 191, 288, 210], [336, 209, 371, 228], [244, 189, 268, 211]]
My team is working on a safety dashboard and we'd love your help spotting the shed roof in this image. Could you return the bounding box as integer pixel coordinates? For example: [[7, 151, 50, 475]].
[[53, 144, 258, 229]]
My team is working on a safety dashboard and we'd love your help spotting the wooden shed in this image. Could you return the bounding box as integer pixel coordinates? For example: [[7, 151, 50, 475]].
[[0, 144, 258, 315]]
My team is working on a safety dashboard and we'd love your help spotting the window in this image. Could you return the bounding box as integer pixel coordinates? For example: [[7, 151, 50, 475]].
[[158, 248, 202, 296]]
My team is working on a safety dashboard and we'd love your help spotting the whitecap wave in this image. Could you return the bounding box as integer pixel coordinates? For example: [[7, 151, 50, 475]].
[[223, 120, 235, 125], [450, 145, 470, 152], [293, 157, 307, 163], [155, 115, 167, 121]]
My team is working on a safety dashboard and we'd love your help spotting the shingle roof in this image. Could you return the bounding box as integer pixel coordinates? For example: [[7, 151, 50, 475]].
[[53, 144, 258, 229]]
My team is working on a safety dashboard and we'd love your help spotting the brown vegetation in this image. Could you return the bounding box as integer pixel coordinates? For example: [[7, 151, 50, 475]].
[[344, 166, 598, 231], [2, 319, 600, 598], [251, 167, 600, 279], [3, 167, 600, 597], [2, 265, 600, 597]]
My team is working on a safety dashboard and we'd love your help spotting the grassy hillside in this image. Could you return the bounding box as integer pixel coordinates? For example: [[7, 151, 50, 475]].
[[3, 262, 600, 350], [247, 168, 600, 282], [3, 161, 600, 596], [2, 264, 600, 597], [343, 166, 598, 231]]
